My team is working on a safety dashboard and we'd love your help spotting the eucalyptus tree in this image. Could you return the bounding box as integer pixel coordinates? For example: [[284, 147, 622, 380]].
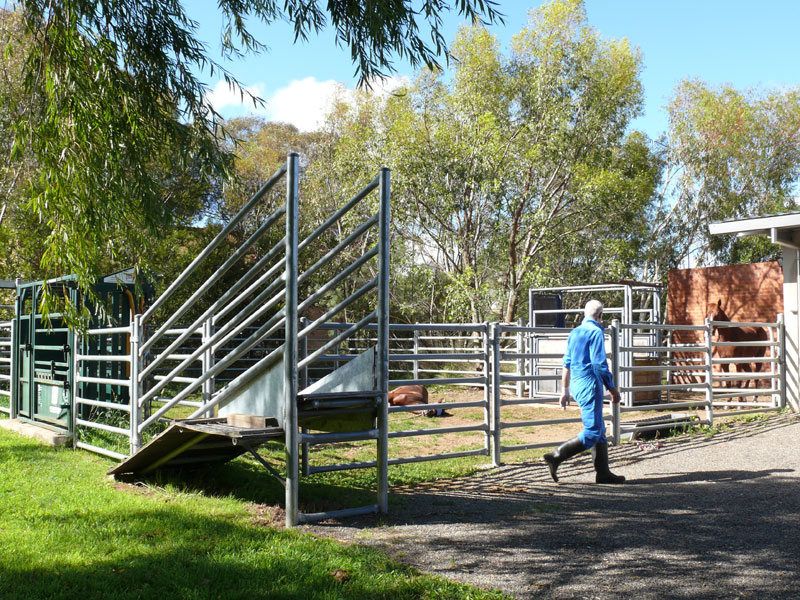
[[645, 81, 800, 276], [5, 0, 502, 315], [382, 0, 654, 323]]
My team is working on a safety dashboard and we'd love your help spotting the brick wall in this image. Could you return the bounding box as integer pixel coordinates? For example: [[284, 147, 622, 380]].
[[668, 262, 783, 329], [667, 262, 783, 384]]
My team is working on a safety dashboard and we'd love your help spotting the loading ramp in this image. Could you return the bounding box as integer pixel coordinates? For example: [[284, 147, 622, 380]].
[[108, 417, 284, 476]]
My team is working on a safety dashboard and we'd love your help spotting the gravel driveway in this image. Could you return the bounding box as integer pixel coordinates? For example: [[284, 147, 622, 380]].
[[307, 413, 800, 599]]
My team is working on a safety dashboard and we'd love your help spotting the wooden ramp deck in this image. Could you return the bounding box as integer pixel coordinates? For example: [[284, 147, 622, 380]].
[[107, 418, 285, 476]]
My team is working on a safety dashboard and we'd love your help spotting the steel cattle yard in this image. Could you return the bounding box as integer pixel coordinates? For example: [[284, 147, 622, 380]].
[[0, 157, 790, 528]]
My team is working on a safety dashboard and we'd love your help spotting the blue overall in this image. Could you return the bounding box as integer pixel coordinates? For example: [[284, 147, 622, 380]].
[[563, 318, 614, 449]]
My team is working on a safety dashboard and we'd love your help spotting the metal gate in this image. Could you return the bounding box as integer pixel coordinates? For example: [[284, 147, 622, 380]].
[[14, 278, 77, 431]]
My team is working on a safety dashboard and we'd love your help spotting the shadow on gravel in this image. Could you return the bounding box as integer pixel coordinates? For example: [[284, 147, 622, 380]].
[[625, 467, 793, 484], [311, 414, 800, 599]]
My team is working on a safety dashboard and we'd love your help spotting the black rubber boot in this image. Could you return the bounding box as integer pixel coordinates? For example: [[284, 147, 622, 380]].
[[543, 437, 585, 482], [592, 442, 625, 484]]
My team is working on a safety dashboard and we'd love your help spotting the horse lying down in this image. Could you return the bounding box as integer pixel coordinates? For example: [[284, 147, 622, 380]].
[[388, 385, 449, 417]]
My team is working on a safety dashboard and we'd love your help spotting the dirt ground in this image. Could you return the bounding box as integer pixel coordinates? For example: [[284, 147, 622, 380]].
[[384, 387, 710, 461]]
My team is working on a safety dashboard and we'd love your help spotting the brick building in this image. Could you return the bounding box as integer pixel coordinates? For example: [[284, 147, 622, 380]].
[[667, 262, 783, 385], [667, 262, 784, 331]]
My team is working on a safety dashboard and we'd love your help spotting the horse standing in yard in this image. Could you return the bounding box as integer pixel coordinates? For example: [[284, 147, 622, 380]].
[[707, 300, 769, 402]]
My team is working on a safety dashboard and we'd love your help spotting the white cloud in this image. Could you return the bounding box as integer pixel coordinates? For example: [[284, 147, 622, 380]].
[[367, 74, 412, 96], [268, 77, 344, 131], [205, 80, 266, 112], [204, 74, 413, 132]]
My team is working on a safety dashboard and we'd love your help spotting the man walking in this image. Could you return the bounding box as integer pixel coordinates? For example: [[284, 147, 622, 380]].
[[543, 299, 625, 484]]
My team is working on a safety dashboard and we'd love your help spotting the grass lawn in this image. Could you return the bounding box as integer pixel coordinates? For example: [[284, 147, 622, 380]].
[[0, 428, 509, 600]]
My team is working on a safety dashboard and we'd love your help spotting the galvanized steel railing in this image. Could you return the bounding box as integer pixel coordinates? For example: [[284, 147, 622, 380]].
[[489, 322, 621, 465], [75, 300, 788, 470], [615, 316, 784, 435], [72, 324, 134, 460], [0, 319, 12, 415], [708, 316, 785, 413], [118, 154, 391, 526], [288, 167, 392, 524], [616, 322, 713, 435], [298, 322, 491, 473], [298, 315, 789, 472], [131, 159, 293, 447]]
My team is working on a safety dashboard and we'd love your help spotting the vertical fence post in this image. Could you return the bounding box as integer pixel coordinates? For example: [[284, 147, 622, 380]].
[[623, 285, 633, 408], [72, 330, 80, 447], [653, 287, 662, 324], [610, 319, 621, 446], [618, 323, 631, 408], [376, 167, 391, 515], [129, 315, 142, 454], [413, 328, 419, 381], [490, 323, 502, 467], [482, 322, 491, 456], [666, 329, 673, 405], [9, 315, 16, 420], [778, 313, 786, 409], [11, 281, 21, 421], [653, 289, 663, 356], [704, 317, 714, 427], [284, 153, 300, 528], [768, 321, 776, 408], [530, 331, 537, 400], [516, 320, 524, 398]]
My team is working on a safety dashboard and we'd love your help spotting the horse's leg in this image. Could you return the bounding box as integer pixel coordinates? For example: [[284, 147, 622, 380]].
[[737, 362, 753, 404], [717, 362, 731, 409], [751, 353, 765, 402]]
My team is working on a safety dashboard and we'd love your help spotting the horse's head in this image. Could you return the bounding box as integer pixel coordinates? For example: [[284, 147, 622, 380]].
[[707, 299, 729, 328]]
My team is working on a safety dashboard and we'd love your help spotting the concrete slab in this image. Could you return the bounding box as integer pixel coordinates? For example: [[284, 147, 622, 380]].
[[0, 419, 70, 447]]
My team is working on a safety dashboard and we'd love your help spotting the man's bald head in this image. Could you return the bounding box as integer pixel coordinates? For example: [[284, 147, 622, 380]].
[[584, 299, 603, 320]]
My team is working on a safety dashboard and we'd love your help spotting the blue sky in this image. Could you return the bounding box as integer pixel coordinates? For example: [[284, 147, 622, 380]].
[[189, 1, 800, 137]]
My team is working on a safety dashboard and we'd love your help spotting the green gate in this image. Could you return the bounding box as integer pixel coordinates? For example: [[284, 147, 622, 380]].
[[12, 273, 147, 435], [14, 277, 77, 431]]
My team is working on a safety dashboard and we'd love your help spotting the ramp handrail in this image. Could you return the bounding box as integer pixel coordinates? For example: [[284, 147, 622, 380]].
[[131, 156, 296, 451], [294, 176, 385, 352], [139, 212, 287, 377], [140, 163, 288, 329]]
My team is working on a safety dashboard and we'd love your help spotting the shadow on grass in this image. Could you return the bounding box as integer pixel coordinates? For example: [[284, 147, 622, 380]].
[[0, 433, 506, 600], [116, 444, 381, 517], [0, 506, 453, 600]]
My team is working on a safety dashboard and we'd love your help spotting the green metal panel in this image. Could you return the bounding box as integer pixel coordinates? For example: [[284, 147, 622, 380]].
[[11, 272, 150, 434], [28, 280, 74, 431], [14, 287, 32, 419]]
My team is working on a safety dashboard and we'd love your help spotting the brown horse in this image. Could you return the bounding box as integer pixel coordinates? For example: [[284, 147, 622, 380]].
[[388, 385, 445, 417], [706, 299, 769, 402]]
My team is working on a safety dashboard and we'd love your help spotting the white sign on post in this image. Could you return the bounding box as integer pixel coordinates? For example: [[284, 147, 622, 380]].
[[103, 268, 136, 285]]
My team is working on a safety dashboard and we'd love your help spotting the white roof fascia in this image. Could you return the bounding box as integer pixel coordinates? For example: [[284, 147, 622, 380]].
[[709, 213, 800, 236]]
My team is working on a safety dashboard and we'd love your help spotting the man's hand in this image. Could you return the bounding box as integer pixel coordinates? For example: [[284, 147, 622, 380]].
[[609, 387, 621, 404], [559, 391, 571, 410]]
